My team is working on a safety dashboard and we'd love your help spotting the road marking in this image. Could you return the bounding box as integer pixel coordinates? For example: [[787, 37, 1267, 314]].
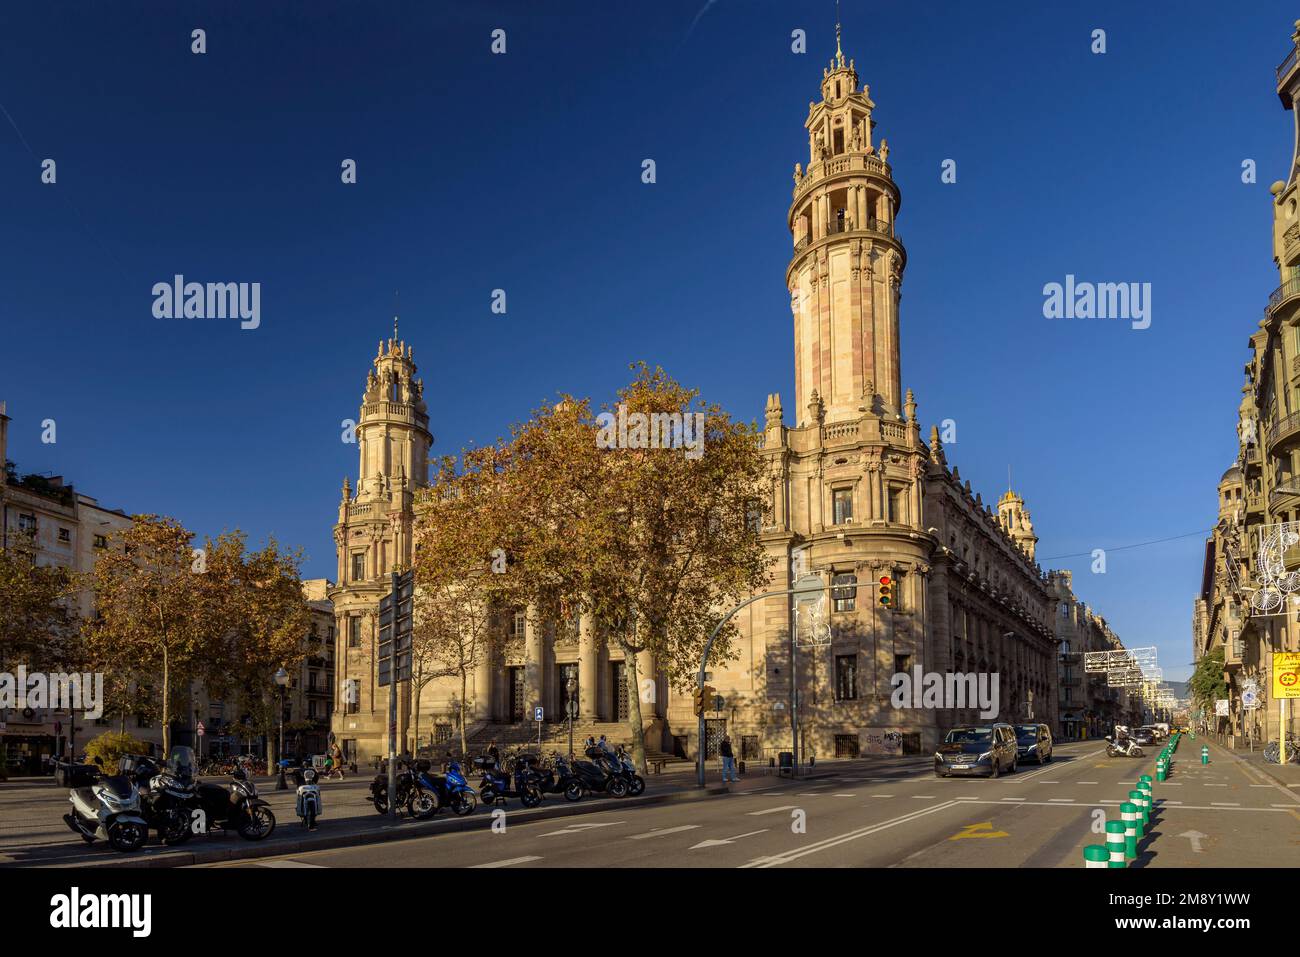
[[832, 793, 857, 797], [689, 829, 769, 850], [955, 795, 979, 800], [1048, 798, 1075, 802], [1271, 803, 1300, 808], [1040, 780, 1061, 784], [1250, 784, 1272, 788], [949, 821, 1009, 840], [1205, 784, 1228, 788], [540, 821, 625, 837], [748, 805, 798, 816], [1210, 802, 1241, 807], [1161, 800, 1183, 805], [256, 860, 326, 868], [1077, 781, 1097, 785], [741, 801, 961, 867], [912, 795, 936, 799], [628, 825, 701, 840], [1179, 830, 1205, 853], [870, 794, 893, 799], [472, 856, 542, 868]]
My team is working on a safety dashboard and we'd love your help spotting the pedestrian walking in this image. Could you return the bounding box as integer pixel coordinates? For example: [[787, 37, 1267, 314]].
[[487, 740, 500, 766], [719, 734, 737, 783]]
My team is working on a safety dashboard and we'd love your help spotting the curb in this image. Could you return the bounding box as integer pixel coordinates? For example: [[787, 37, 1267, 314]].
[[41, 785, 733, 869], [1211, 740, 1300, 791]]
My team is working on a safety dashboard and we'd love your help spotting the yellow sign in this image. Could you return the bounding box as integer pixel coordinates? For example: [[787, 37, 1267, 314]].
[[1274, 652, 1300, 700], [949, 822, 1009, 840]]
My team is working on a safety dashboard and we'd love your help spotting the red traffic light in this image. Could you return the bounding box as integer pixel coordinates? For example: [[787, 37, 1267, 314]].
[[879, 576, 893, 606]]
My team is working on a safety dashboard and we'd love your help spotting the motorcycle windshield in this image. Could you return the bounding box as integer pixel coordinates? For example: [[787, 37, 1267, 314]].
[[167, 746, 196, 776]]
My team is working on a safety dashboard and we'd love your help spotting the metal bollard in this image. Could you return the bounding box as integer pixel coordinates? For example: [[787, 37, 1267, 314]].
[[1130, 788, 1148, 830], [1201, 745, 1209, 765]]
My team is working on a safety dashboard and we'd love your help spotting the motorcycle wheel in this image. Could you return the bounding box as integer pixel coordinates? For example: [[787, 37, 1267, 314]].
[[1131, 747, 1143, 758], [453, 792, 477, 816], [237, 806, 276, 841], [520, 786, 543, 809], [409, 788, 439, 819], [371, 789, 389, 815], [161, 811, 192, 846], [628, 775, 645, 797], [564, 782, 584, 802], [304, 804, 316, 830], [479, 786, 497, 805], [109, 821, 147, 853], [608, 778, 629, 798]]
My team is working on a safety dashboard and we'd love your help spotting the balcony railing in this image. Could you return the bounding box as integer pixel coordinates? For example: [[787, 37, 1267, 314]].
[[1266, 410, 1300, 451], [1266, 277, 1300, 317], [1279, 45, 1299, 84]]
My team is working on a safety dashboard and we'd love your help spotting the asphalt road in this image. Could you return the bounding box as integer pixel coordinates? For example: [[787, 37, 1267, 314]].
[[200, 739, 1300, 868]]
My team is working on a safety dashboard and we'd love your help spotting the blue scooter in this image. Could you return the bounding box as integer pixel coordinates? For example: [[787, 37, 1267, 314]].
[[408, 760, 478, 818], [475, 755, 543, 808]]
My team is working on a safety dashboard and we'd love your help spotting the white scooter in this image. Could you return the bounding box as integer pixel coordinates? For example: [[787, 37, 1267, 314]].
[[1104, 734, 1144, 758], [295, 765, 322, 830]]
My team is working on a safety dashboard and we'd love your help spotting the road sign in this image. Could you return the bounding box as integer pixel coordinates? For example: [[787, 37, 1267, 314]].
[[1215, 698, 1230, 717], [1243, 688, 1258, 709], [534, 706, 544, 721], [377, 569, 415, 687], [196, 722, 206, 737], [1273, 652, 1300, 699]]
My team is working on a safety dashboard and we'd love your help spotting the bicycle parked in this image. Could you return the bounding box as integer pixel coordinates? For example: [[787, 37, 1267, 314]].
[[1263, 733, 1300, 764]]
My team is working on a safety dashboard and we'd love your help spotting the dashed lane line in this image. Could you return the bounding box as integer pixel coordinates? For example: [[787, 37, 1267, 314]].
[[628, 825, 701, 840], [472, 856, 543, 868], [748, 805, 799, 816], [740, 801, 962, 868]]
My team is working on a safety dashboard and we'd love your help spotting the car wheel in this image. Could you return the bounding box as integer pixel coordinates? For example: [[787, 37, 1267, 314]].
[[991, 759, 1001, 779], [1009, 757, 1017, 774]]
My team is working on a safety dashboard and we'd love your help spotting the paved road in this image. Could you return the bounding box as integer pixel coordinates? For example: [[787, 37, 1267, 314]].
[[201, 740, 1300, 868]]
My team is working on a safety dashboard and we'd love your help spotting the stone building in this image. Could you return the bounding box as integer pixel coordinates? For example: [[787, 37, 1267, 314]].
[[1193, 22, 1300, 748], [330, 32, 1126, 763]]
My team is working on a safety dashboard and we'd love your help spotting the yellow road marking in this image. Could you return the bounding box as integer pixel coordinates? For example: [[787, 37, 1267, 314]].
[[948, 821, 1009, 840]]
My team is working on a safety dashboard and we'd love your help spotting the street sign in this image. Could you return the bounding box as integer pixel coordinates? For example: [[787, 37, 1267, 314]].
[[534, 706, 544, 721], [377, 569, 415, 687], [1273, 651, 1300, 699], [1243, 688, 1258, 709], [1215, 698, 1230, 717]]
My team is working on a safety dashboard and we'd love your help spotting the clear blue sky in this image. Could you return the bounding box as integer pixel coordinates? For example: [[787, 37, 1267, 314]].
[[4, 1, 1293, 682]]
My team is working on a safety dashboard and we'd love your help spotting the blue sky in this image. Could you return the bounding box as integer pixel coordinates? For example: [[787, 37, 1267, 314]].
[[3, 1, 1294, 682]]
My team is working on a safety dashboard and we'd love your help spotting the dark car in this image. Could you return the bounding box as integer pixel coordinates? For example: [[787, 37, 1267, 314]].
[[934, 724, 1018, 778], [1014, 724, 1053, 765], [1132, 727, 1157, 746]]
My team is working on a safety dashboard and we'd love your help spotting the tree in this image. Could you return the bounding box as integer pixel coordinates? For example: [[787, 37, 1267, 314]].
[[0, 530, 81, 672], [425, 365, 773, 772], [411, 457, 505, 759], [1190, 646, 1228, 722]]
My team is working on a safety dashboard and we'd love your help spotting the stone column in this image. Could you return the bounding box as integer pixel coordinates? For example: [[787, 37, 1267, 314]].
[[635, 647, 658, 720], [524, 605, 542, 717], [579, 612, 598, 720], [474, 638, 493, 722]]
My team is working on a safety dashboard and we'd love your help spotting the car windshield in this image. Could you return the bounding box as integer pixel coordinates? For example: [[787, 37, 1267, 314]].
[[945, 728, 992, 744], [1015, 727, 1039, 741]]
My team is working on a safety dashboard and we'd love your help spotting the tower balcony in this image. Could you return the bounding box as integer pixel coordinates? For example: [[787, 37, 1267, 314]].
[[1279, 40, 1300, 105], [793, 151, 894, 203], [793, 217, 901, 255], [1265, 410, 1300, 453], [1265, 276, 1300, 320]]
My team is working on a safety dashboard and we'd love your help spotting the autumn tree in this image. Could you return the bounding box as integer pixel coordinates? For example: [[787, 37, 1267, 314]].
[[432, 365, 773, 772], [411, 456, 506, 759], [0, 530, 81, 672]]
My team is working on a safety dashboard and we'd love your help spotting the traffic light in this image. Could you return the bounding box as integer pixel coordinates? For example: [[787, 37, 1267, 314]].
[[694, 684, 718, 716], [879, 575, 893, 607]]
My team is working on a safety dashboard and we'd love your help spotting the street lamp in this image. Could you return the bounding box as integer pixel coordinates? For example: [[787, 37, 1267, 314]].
[[566, 675, 577, 760], [273, 667, 289, 791]]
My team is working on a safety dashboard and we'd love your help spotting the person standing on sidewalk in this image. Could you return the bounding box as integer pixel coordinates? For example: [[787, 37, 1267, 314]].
[[719, 735, 737, 783]]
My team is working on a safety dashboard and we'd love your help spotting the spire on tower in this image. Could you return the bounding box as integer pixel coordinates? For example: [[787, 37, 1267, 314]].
[[835, 3, 844, 67]]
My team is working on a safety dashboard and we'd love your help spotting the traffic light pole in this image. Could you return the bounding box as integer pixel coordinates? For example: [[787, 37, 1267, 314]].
[[696, 578, 824, 788]]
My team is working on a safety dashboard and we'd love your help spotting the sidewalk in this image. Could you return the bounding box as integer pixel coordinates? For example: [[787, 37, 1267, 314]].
[[1208, 738, 1300, 790]]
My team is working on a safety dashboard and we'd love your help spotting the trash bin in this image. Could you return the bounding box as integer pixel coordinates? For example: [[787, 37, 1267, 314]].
[[738, 760, 746, 775], [778, 751, 793, 776]]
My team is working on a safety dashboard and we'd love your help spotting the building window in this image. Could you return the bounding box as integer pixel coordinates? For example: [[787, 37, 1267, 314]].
[[17, 514, 36, 533], [888, 487, 907, 524], [895, 653, 912, 676], [348, 617, 362, 648], [835, 655, 857, 700], [893, 571, 906, 612], [832, 573, 857, 612], [832, 488, 853, 525], [434, 723, 452, 744], [511, 610, 526, 639], [351, 553, 365, 582], [93, 534, 107, 549], [58, 527, 70, 543]]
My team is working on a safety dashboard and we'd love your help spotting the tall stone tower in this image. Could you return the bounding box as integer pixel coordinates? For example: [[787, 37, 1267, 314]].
[[788, 22, 905, 426], [329, 320, 432, 761], [997, 489, 1038, 561]]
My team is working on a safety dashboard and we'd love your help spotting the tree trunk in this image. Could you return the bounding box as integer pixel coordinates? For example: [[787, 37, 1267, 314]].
[[459, 666, 469, 762], [412, 675, 423, 754], [621, 640, 648, 774], [161, 646, 170, 756]]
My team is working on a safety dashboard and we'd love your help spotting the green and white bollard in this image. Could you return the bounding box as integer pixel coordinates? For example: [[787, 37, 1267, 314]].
[[1130, 788, 1148, 830], [1201, 745, 1209, 765], [1156, 761, 1166, 782], [1120, 802, 1138, 860], [1106, 820, 1127, 868], [1084, 844, 1110, 868]]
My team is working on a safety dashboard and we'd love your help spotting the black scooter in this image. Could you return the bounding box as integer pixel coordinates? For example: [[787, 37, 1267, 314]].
[[475, 755, 543, 808], [534, 753, 584, 801], [570, 749, 629, 799], [192, 764, 277, 839]]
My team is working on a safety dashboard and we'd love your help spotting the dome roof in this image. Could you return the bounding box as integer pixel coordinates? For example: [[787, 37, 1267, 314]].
[[1219, 464, 1243, 485]]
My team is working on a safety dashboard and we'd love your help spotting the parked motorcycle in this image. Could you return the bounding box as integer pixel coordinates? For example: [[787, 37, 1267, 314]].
[[295, 765, 322, 829], [192, 763, 276, 840], [570, 749, 629, 799], [612, 746, 646, 797], [136, 748, 199, 845], [535, 753, 584, 802], [368, 760, 415, 815], [63, 755, 150, 852], [475, 754, 543, 808], [408, 760, 478, 818]]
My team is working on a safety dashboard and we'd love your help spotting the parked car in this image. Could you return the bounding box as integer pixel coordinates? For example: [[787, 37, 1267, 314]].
[[934, 724, 1018, 778], [1014, 724, 1053, 764]]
